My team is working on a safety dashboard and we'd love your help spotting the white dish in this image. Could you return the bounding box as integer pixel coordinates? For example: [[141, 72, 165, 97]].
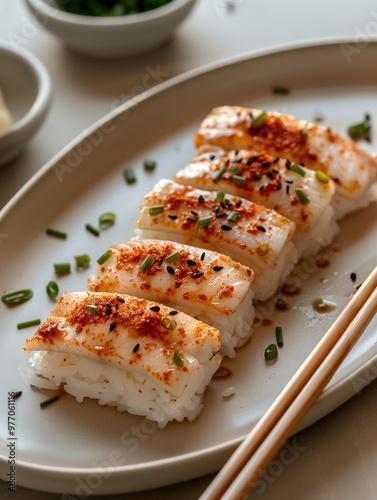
[[1, 39, 377, 495], [0, 42, 51, 167]]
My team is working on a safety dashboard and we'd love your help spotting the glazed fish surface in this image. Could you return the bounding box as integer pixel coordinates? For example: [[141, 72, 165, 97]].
[[174, 148, 338, 258], [24, 291, 221, 427], [88, 240, 254, 357], [194, 105, 377, 218], [135, 179, 298, 301]]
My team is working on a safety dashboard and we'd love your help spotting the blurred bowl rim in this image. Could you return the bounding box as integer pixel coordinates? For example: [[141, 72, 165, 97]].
[[0, 41, 52, 145], [25, 0, 196, 26]]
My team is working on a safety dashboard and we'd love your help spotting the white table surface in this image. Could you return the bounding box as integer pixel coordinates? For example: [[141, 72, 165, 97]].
[[1, 0, 377, 498]]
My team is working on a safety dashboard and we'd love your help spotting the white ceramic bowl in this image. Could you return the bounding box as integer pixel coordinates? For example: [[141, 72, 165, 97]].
[[0, 42, 52, 167], [24, 0, 197, 58]]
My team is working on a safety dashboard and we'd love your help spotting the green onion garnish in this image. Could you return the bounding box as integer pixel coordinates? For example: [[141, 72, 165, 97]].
[[124, 169, 136, 184], [46, 228, 67, 239], [173, 351, 184, 367], [17, 319, 41, 329], [291, 163, 306, 176], [99, 212, 116, 227], [272, 86, 290, 95], [139, 255, 154, 273], [256, 243, 269, 257], [46, 281, 59, 300], [86, 305, 98, 313], [213, 167, 226, 183], [347, 116, 371, 141], [276, 298, 288, 310], [276, 326, 283, 346], [197, 215, 213, 230], [161, 316, 176, 330], [40, 395, 59, 408], [166, 252, 181, 263], [97, 250, 112, 265], [232, 175, 246, 185], [264, 343, 278, 361], [1, 289, 33, 305], [315, 170, 329, 184], [54, 263, 71, 274], [149, 205, 164, 216], [295, 188, 310, 205], [215, 191, 225, 202], [227, 211, 239, 223], [75, 254, 91, 266], [144, 159, 156, 171], [228, 164, 241, 175], [250, 110, 268, 128], [85, 224, 100, 237]]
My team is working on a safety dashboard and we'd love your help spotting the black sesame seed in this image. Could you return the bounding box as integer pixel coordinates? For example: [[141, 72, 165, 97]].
[[115, 304, 119, 310], [133, 343, 140, 353], [216, 212, 228, 218], [225, 198, 232, 207], [259, 185, 265, 191], [213, 265, 223, 271], [236, 157, 243, 163], [200, 252, 206, 261], [158, 257, 163, 266], [167, 266, 175, 275], [198, 194, 205, 203], [169, 310, 179, 316], [350, 272, 357, 282], [186, 216, 198, 223], [273, 157, 280, 163], [192, 271, 204, 279], [191, 210, 199, 216], [257, 225, 266, 232], [286, 180, 294, 184], [234, 150, 238, 156], [168, 214, 178, 220], [105, 303, 112, 315], [235, 199, 242, 207], [220, 202, 226, 209], [253, 175, 262, 181], [277, 183, 282, 190], [213, 205, 220, 213], [276, 298, 287, 310], [221, 224, 232, 231], [149, 305, 160, 312], [117, 296, 125, 303], [187, 259, 197, 266], [109, 322, 116, 331], [272, 168, 280, 174], [209, 154, 216, 161], [266, 171, 274, 179], [262, 161, 271, 168], [285, 159, 291, 169], [286, 185, 290, 194]]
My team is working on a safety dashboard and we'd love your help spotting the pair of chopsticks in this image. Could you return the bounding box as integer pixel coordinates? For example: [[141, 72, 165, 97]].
[[200, 265, 377, 500]]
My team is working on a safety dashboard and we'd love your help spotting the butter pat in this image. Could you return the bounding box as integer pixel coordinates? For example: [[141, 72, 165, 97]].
[[0, 88, 13, 134]]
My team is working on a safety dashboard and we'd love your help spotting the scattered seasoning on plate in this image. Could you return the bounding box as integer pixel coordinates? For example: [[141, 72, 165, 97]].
[[350, 272, 357, 282]]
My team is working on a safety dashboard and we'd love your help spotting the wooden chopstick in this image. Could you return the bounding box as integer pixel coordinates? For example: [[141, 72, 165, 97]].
[[200, 265, 377, 500]]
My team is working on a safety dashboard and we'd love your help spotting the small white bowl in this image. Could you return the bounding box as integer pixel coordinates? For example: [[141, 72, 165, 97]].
[[24, 0, 197, 58], [0, 42, 52, 167]]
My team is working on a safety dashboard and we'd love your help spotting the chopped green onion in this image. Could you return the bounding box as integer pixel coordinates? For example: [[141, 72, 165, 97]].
[[85, 223, 100, 237], [124, 169, 136, 184], [264, 343, 278, 361], [228, 164, 241, 175], [227, 211, 239, 223], [295, 188, 310, 205], [144, 159, 156, 171], [46, 281, 59, 300], [256, 243, 269, 257], [215, 191, 225, 202], [46, 228, 67, 239], [173, 351, 184, 367], [166, 252, 181, 263], [139, 255, 154, 273], [232, 175, 246, 185], [75, 254, 91, 266], [276, 298, 288, 310], [17, 319, 41, 329], [272, 86, 290, 95], [197, 215, 213, 230], [276, 326, 283, 346], [1, 289, 33, 305], [86, 305, 98, 313], [99, 212, 116, 226], [250, 110, 268, 128], [149, 205, 164, 216], [315, 170, 329, 184], [347, 117, 371, 141], [40, 395, 59, 408], [54, 263, 71, 274], [97, 250, 112, 265], [291, 163, 306, 176], [161, 316, 176, 330], [213, 167, 226, 183]]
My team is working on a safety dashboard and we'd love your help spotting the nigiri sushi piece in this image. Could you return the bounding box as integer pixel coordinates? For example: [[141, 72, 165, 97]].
[[194, 105, 377, 219], [135, 179, 298, 301], [24, 292, 221, 428], [174, 149, 339, 258], [88, 240, 254, 358]]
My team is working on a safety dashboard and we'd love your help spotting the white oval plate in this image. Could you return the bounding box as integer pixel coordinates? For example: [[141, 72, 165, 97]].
[[1, 39, 377, 495]]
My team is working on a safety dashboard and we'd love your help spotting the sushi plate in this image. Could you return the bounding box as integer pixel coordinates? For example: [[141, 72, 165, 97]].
[[1, 38, 377, 495]]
